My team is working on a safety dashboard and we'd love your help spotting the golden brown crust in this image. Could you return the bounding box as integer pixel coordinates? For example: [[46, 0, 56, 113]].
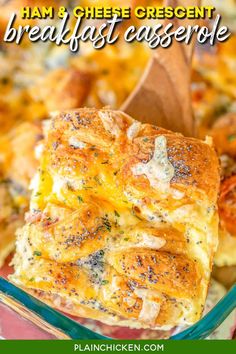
[[11, 108, 220, 329], [107, 249, 201, 298], [46, 108, 219, 203]]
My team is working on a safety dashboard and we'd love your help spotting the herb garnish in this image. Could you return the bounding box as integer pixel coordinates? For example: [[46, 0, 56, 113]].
[[114, 210, 120, 217], [101, 280, 109, 285], [94, 175, 102, 185], [33, 251, 42, 257], [77, 196, 83, 203], [102, 217, 111, 232], [227, 134, 236, 142]]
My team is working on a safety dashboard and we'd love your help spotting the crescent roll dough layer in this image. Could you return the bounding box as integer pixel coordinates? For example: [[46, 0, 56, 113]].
[[11, 108, 220, 329]]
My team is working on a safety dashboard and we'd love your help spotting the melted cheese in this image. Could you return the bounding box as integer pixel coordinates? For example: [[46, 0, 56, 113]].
[[132, 136, 175, 192], [29, 172, 40, 191], [99, 110, 121, 137], [127, 121, 141, 140], [34, 143, 44, 160], [135, 289, 161, 325], [139, 299, 161, 325], [68, 137, 87, 149], [136, 232, 166, 249]]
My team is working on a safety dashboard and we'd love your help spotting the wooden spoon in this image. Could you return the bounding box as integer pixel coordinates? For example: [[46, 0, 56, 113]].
[[121, 0, 201, 136]]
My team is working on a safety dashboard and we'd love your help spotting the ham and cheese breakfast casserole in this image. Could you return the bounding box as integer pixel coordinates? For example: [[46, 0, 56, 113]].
[[210, 114, 236, 268], [0, 122, 43, 267], [192, 35, 236, 270], [11, 108, 220, 329]]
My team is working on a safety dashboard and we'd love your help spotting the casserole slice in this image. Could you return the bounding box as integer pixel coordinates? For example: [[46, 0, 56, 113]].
[[11, 108, 220, 329]]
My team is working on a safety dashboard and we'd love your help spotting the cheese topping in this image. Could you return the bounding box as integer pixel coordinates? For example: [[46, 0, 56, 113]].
[[136, 232, 166, 249], [132, 136, 175, 192], [69, 137, 87, 149], [135, 289, 161, 325], [204, 135, 213, 146], [99, 111, 121, 137], [52, 175, 66, 198], [127, 121, 142, 140], [29, 172, 40, 191], [139, 299, 161, 325], [34, 143, 44, 160]]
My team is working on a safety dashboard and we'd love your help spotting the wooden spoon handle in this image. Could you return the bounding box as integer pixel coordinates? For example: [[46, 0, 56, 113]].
[[165, 0, 201, 63], [122, 0, 201, 137]]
